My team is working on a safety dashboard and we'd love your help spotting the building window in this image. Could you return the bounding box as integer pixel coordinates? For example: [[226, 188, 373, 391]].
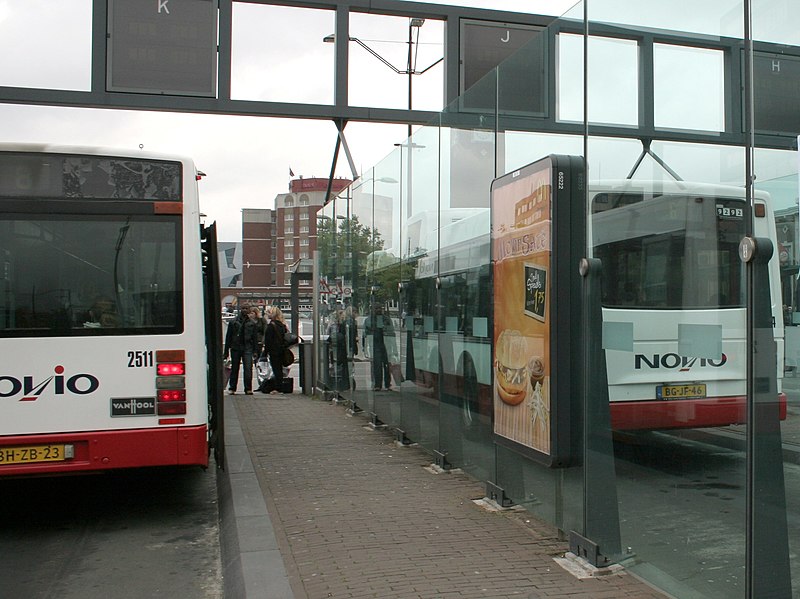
[[300, 280, 311, 286], [271, 267, 276, 273], [284, 214, 293, 222], [285, 251, 294, 260], [300, 251, 309, 259], [300, 212, 309, 221], [284, 239, 294, 246], [285, 197, 294, 207], [285, 226, 293, 234], [284, 265, 293, 272], [300, 225, 309, 233], [224, 247, 237, 268], [300, 239, 310, 246], [299, 194, 309, 206]]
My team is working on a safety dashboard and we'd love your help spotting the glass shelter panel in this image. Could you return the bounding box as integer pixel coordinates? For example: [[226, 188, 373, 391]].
[[587, 0, 744, 38], [308, 1, 800, 595], [361, 152, 403, 426], [393, 124, 442, 453], [492, 18, 587, 531], [345, 172, 372, 410], [752, 2, 800, 595], [347, 157, 402, 415], [586, 2, 750, 597], [323, 189, 356, 399], [436, 100, 495, 481], [316, 201, 339, 395]]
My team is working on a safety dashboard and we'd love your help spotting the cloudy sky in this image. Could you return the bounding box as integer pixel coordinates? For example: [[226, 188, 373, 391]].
[[0, 0, 579, 241]]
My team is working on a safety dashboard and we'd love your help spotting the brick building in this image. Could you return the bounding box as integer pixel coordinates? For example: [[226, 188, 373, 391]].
[[220, 176, 351, 313]]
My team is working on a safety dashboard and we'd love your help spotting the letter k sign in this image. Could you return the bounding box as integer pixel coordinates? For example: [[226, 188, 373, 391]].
[[158, 0, 170, 14]]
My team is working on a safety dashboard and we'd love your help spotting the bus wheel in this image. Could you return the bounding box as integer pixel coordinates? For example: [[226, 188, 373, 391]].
[[460, 354, 479, 435]]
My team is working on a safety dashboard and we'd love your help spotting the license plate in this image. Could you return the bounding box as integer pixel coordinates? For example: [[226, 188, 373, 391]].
[[0, 444, 74, 465], [656, 384, 707, 400]]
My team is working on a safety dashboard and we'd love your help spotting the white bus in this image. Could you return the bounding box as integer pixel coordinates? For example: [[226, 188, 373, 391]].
[[592, 179, 785, 429], [400, 178, 785, 433], [0, 144, 223, 476]]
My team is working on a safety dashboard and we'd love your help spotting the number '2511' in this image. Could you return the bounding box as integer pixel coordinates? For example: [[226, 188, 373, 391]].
[[127, 351, 154, 368]]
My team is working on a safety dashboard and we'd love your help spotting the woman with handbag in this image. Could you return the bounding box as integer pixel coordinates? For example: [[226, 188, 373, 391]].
[[262, 305, 288, 394]]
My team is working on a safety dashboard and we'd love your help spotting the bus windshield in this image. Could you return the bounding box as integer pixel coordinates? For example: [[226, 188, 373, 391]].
[[0, 215, 182, 336], [592, 192, 746, 310]]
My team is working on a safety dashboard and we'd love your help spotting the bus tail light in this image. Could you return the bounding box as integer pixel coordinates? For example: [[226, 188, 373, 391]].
[[156, 376, 185, 389], [157, 402, 187, 415], [157, 363, 185, 376], [156, 351, 186, 422], [157, 389, 186, 402]]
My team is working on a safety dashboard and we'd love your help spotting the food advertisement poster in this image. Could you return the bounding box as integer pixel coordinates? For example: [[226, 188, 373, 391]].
[[491, 164, 552, 455]]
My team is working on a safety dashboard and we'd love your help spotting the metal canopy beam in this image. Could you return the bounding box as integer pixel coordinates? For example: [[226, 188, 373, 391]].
[[0, 0, 547, 127], [0, 0, 797, 151], [0, 83, 441, 125]]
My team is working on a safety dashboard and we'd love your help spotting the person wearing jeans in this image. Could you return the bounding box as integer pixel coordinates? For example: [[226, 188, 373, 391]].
[[223, 305, 260, 395]]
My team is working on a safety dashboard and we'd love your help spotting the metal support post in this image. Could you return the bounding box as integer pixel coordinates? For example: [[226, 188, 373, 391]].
[[569, 258, 621, 568], [485, 481, 514, 508], [741, 237, 791, 597]]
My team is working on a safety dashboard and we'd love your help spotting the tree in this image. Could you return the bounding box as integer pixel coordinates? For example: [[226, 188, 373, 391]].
[[316, 215, 384, 312]]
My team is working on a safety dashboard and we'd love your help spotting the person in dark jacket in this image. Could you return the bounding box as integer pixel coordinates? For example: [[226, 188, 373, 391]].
[[223, 305, 260, 395], [363, 305, 394, 390], [251, 306, 267, 357], [262, 305, 288, 394], [327, 309, 349, 391]]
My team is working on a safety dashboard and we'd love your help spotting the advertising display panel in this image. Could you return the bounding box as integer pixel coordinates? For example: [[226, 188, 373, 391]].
[[490, 155, 583, 467]]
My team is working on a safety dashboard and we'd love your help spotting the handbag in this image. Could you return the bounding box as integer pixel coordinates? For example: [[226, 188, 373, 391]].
[[284, 330, 300, 347], [389, 363, 403, 387], [256, 358, 274, 385], [282, 348, 295, 367], [223, 357, 232, 386]]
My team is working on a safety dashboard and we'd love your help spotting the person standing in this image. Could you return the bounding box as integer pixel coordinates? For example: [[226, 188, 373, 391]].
[[363, 305, 393, 390], [223, 304, 259, 395], [251, 306, 267, 357], [263, 305, 288, 394], [344, 306, 359, 389], [344, 307, 358, 358], [327, 309, 349, 390]]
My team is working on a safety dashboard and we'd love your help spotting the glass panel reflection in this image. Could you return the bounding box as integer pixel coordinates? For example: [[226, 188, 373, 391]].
[[309, 0, 800, 595], [753, 3, 799, 595], [588, 1, 752, 596]]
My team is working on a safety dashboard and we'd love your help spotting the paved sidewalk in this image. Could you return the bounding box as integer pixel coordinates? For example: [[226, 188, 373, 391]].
[[224, 391, 668, 599]]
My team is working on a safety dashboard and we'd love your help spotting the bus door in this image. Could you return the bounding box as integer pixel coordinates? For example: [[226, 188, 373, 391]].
[[201, 223, 224, 466], [435, 271, 475, 463]]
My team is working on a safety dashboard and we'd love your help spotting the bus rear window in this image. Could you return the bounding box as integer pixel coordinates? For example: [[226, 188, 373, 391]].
[[592, 193, 745, 309], [0, 215, 182, 337]]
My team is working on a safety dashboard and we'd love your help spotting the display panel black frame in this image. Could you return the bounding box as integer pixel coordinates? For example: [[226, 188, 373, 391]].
[[490, 154, 584, 467]]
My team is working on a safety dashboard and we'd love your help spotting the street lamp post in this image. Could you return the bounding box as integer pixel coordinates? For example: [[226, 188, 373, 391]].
[[406, 17, 430, 139], [325, 19, 439, 222], [323, 17, 442, 140]]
